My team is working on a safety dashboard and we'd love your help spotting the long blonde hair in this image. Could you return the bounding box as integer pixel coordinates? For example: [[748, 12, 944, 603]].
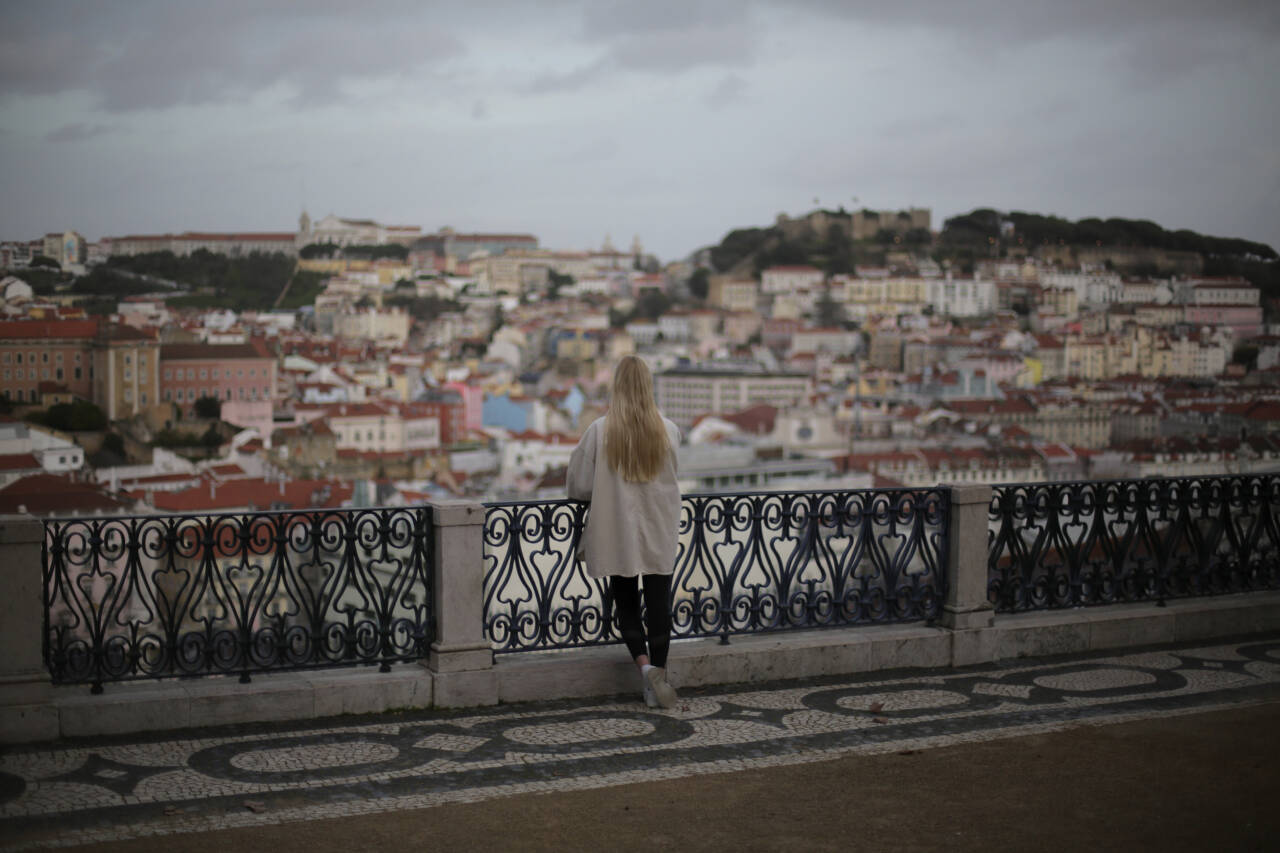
[[605, 356, 670, 483]]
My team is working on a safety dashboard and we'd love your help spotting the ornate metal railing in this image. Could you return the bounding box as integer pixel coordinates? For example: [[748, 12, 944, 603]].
[[43, 506, 435, 691], [483, 488, 948, 653], [987, 475, 1280, 612]]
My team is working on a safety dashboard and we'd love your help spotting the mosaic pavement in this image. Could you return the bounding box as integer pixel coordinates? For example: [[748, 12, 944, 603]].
[[3, 635, 1280, 850]]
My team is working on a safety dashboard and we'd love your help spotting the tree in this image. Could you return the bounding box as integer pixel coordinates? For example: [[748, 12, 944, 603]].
[[687, 267, 710, 301], [28, 255, 60, 269], [101, 432, 126, 457], [201, 425, 224, 448], [547, 270, 574, 300], [636, 289, 672, 320], [814, 285, 845, 328], [1232, 344, 1259, 371], [193, 395, 222, 420], [29, 400, 107, 431]]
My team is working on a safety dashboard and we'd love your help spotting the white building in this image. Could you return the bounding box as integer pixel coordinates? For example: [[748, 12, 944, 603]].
[[926, 277, 995, 317], [332, 308, 411, 346], [761, 265, 824, 295], [1040, 269, 1122, 305], [655, 368, 812, 428]]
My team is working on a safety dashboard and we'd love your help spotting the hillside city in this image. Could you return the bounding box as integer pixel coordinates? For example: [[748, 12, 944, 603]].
[[1, 206, 1278, 517]]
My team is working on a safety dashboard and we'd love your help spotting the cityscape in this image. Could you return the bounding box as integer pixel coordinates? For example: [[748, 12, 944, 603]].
[[2, 3, 1279, 848], [0, 202, 1276, 516]]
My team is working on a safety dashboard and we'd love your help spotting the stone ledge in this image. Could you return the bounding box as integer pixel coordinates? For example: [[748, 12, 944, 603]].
[[7, 590, 1277, 743], [48, 665, 435, 739], [494, 623, 950, 705]]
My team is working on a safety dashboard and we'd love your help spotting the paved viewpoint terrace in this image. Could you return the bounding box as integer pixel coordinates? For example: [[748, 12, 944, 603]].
[[3, 635, 1279, 851]]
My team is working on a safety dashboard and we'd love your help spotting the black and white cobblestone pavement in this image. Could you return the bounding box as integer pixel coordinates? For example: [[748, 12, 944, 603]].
[[3, 635, 1280, 850]]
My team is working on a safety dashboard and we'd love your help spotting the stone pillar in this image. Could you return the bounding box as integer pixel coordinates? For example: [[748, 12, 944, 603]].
[[0, 516, 58, 742], [427, 501, 497, 707], [939, 485, 997, 666]]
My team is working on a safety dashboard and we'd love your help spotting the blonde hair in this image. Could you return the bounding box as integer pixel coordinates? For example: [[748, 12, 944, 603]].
[[604, 356, 670, 483]]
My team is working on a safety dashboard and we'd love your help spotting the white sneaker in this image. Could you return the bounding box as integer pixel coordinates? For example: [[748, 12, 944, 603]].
[[643, 666, 678, 709], [643, 682, 660, 708]]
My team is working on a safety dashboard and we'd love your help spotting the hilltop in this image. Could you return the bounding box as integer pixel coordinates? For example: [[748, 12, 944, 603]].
[[698, 207, 1278, 296]]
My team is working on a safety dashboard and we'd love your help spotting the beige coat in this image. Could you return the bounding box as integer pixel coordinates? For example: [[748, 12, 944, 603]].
[[566, 415, 682, 579]]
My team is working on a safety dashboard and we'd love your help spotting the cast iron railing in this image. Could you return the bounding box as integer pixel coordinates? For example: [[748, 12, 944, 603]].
[[483, 487, 948, 653], [43, 506, 435, 691], [987, 474, 1280, 612]]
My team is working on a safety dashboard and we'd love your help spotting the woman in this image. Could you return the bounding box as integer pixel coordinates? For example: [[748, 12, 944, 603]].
[[567, 356, 682, 709]]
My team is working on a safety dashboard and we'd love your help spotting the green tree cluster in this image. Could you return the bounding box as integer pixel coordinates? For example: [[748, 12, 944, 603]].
[[299, 242, 408, 261], [27, 400, 108, 431], [941, 208, 1277, 260]]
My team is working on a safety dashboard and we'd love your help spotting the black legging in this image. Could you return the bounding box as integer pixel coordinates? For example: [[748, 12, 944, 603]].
[[610, 574, 672, 668]]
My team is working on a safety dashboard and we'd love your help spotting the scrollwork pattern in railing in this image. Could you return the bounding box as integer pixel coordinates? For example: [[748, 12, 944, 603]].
[[483, 488, 948, 653], [987, 475, 1280, 612], [43, 506, 434, 691]]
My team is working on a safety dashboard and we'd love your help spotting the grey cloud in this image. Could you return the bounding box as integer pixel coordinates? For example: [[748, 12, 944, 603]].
[[705, 74, 748, 108], [785, 0, 1280, 40], [786, 0, 1279, 81], [0, 1, 465, 111], [582, 0, 749, 39], [525, 60, 610, 95], [44, 123, 114, 143]]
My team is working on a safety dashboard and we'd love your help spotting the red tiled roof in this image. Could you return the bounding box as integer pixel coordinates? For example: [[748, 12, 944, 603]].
[[0, 319, 98, 340], [0, 453, 41, 471], [151, 478, 353, 512], [720, 404, 778, 435], [161, 342, 271, 361], [0, 474, 133, 515]]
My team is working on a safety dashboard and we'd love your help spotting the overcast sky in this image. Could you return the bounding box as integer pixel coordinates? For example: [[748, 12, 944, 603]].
[[1, 0, 1277, 261]]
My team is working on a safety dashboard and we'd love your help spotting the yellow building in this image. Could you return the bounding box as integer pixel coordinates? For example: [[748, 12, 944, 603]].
[[94, 324, 161, 420]]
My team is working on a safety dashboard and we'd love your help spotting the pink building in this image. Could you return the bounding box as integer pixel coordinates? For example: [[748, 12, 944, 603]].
[[160, 340, 277, 423], [1182, 305, 1263, 339]]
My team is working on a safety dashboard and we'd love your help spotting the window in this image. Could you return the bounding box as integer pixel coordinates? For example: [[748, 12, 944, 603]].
[[123, 368, 132, 380], [74, 367, 81, 380], [140, 393, 147, 404], [199, 369, 207, 379], [15, 353, 21, 365], [2, 369, 8, 380], [238, 369, 244, 378], [139, 369, 146, 381], [186, 368, 194, 380], [15, 389, 23, 402], [0, 353, 7, 364], [163, 369, 171, 380], [124, 388, 133, 402], [74, 352, 81, 363], [124, 354, 131, 366], [211, 369, 219, 379], [225, 388, 232, 400], [28, 368, 36, 380], [139, 353, 146, 366], [42, 352, 49, 363], [56, 367, 63, 380], [164, 390, 172, 402]]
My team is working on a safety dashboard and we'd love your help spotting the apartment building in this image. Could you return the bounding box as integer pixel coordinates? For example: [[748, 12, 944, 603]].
[[708, 277, 759, 312], [655, 367, 812, 427], [0, 319, 97, 404], [761, 265, 823, 295]]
